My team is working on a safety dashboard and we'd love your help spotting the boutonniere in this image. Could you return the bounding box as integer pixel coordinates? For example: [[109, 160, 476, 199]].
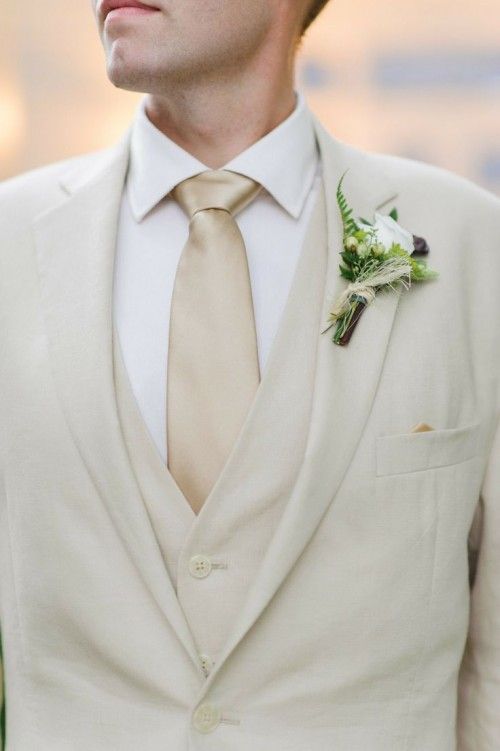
[[322, 172, 438, 346]]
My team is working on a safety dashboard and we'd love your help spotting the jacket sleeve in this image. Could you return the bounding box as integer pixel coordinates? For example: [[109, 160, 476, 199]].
[[457, 414, 500, 749]]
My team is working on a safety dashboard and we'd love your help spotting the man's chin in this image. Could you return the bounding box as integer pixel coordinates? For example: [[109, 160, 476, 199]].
[[105, 50, 153, 93]]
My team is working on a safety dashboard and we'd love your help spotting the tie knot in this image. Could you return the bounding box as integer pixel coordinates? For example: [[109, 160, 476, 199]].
[[170, 170, 262, 220]]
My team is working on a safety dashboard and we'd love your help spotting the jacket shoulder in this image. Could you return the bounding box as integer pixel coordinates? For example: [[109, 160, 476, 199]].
[[0, 146, 116, 225], [368, 148, 500, 219]]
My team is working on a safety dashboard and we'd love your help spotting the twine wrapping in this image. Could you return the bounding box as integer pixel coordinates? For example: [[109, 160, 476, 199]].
[[328, 256, 413, 323]]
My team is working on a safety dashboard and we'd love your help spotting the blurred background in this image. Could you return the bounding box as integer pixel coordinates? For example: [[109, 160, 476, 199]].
[[1, 0, 499, 194]]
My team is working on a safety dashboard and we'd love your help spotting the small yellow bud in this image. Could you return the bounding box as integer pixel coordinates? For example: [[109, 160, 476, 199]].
[[345, 236, 358, 251]]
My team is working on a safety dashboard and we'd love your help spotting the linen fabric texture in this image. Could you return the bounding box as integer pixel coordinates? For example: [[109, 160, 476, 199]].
[[0, 112, 499, 750]]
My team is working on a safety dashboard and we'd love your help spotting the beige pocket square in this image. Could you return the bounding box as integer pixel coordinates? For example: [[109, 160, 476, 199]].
[[409, 422, 435, 433]]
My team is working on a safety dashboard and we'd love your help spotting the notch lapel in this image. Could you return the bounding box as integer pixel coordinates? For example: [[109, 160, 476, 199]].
[[32, 132, 201, 670], [201, 117, 403, 692]]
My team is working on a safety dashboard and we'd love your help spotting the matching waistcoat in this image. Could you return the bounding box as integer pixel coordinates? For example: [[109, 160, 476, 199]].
[[112, 178, 328, 671]]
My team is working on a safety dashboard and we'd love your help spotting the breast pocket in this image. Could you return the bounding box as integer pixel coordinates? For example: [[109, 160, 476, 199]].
[[376, 422, 482, 477], [374, 422, 485, 553]]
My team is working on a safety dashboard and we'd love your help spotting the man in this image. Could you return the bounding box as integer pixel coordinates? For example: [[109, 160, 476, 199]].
[[0, 0, 499, 748]]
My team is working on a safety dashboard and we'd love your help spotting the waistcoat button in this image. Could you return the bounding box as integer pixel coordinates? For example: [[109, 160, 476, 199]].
[[189, 554, 213, 578], [199, 653, 215, 677], [192, 702, 222, 733]]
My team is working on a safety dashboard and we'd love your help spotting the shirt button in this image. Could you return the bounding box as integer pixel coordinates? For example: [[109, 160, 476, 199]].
[[189, 554, 212, 579], [199, 653, 215, 677], [192, 702, 221, 733]]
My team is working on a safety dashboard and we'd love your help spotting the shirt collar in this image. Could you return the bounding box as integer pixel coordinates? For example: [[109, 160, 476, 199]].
[[127, 89, 320, 222]]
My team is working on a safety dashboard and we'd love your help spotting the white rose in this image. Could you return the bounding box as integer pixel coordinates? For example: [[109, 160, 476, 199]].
[[371, 213, 414, 254]]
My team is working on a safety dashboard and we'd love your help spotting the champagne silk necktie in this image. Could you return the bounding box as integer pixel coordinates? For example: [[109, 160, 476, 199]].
[[167, 170, 263, 514]]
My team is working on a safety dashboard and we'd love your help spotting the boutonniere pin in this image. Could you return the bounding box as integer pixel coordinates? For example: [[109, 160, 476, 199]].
[[322, 172, 438, 346]]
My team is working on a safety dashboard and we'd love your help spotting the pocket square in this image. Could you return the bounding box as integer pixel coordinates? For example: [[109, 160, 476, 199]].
[[409, 422, 435, 433]]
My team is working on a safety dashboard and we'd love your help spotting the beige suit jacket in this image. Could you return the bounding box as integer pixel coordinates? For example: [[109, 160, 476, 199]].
[[0, 114, 499, 750]]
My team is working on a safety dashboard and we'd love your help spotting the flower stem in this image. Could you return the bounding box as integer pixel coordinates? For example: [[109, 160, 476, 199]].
[[333, 298, 367, 346]]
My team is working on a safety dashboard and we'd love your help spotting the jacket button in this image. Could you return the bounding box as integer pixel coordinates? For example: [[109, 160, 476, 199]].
[[189, 554, 212, 579], [192, 702, 221, 733]]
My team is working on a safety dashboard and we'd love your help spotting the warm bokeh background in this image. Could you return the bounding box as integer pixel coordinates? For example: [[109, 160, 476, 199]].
[[1, 0, 499, 194]]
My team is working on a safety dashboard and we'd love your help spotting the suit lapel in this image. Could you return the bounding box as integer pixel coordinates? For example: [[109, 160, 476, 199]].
[[202, 116, 403, 691], [32, 132, 201, 671]]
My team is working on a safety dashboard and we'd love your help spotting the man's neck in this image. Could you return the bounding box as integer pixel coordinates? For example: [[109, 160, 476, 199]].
[[144, 72, 297, 169]]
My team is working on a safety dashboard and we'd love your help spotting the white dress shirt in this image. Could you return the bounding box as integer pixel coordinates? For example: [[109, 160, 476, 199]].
[[114, 89, 322, 464]]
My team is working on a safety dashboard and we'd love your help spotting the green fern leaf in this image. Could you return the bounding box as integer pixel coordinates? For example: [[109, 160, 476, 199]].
[[336, 171, 359, 239]]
